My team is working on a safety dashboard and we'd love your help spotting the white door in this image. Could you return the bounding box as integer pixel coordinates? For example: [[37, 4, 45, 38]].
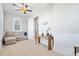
[[28, 17, 34, 40]]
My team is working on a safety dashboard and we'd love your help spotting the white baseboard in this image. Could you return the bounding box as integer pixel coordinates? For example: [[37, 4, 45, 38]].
[[54, 45, 74, 56], [52, 33, 79, 56]]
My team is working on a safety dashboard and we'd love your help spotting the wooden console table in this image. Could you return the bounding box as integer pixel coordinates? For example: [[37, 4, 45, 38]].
[[38, 35, 54, 50]]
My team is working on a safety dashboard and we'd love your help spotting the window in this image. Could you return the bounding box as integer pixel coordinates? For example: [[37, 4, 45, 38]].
[[13, 17, 21, 32]]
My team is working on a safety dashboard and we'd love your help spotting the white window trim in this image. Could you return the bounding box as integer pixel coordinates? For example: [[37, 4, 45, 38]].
[[13, 17, 21, 32]]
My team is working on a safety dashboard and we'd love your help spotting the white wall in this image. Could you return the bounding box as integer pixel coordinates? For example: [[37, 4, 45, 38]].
[[4, 12, 28, 32], [29, 3, 79, 56], [0, 3, 4, 49], [33, 4, 51, 35], [27, 4, 51, 40], [50, 3, 79, 56], [50, 3, 79, 34]]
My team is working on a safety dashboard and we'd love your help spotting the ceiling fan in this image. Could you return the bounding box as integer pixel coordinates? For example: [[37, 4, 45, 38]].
[[13, 3, 32, 14]]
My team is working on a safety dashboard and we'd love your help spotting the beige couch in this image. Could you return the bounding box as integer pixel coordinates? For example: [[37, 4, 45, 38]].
[[4, 31, 27, 45]]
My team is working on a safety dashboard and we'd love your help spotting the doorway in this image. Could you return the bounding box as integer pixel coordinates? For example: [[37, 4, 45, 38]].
[[34, 16, 39, 43]]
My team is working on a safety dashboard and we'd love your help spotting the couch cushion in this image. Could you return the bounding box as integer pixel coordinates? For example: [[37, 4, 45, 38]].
[[5, 37, 16, 45], [13, 32, 25, 36], [5, 37, 16, 41], [13, 32, 20, 36], [19, 32, 25, 36], [6, 32, 14, 37], [16, 36, 27, 41]]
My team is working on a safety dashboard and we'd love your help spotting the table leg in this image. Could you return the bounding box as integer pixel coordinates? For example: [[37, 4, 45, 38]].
[[74, 47, 76, 56], [48, 37, 52, 50], [38, 36, 40, 43]]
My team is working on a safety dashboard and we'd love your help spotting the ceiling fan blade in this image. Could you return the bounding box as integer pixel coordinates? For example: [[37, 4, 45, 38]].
[[16, 10, 20, 11], [27, 10, 32, 12], [22, 3, 24, 6], [25, 5, 28, 7], [13, 4, 20, 8]]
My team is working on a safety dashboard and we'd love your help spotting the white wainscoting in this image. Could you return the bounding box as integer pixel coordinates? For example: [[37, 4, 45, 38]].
[[40, 37, 48, 46], [0, 4, 3, 50]]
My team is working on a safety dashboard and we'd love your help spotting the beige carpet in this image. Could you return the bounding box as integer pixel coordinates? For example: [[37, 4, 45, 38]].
[[0, 40, 63, 56]]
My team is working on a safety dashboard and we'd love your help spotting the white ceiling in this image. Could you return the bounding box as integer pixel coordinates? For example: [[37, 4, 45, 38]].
[[3, 3, 48, 17]]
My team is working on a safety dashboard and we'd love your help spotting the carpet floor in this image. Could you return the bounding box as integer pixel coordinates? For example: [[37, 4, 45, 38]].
[[0, 40, 63, 56]]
